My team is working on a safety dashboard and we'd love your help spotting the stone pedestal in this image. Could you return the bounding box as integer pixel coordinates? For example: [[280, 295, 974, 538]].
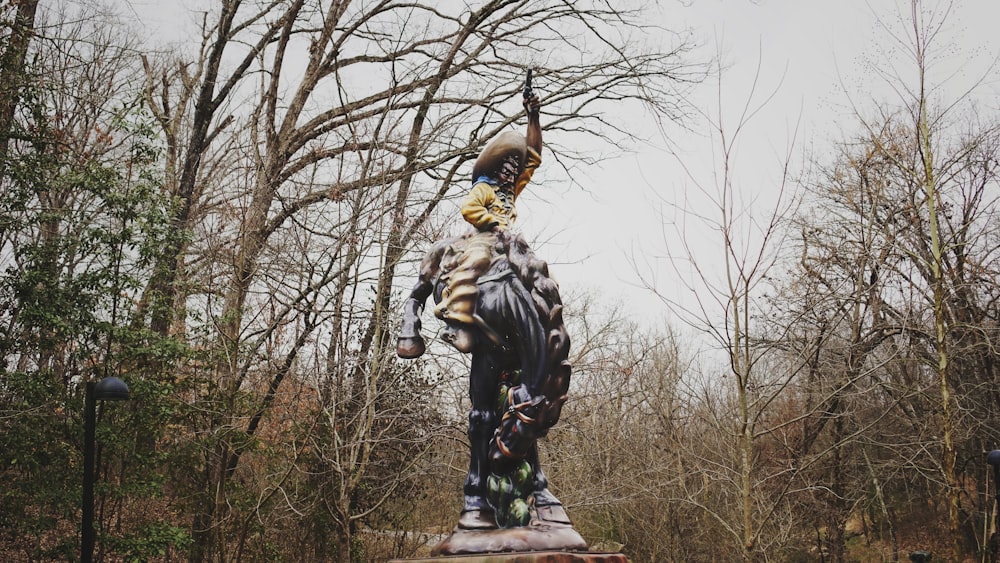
[[432, 520, 586, 556], [392, 551, 628, 562], [432, 505, 586, 556], [389, 505, 628, 562]]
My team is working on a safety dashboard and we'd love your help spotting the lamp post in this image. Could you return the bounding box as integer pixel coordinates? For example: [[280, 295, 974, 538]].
[[82, 376, 130, 563]]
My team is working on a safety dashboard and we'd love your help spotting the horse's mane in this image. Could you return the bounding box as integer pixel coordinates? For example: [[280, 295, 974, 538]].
[[496, 232, 571, 431]]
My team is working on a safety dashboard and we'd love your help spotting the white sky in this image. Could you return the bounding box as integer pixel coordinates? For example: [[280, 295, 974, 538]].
[[520, 0, 1000, 333], [118, 0, 1000, 336]]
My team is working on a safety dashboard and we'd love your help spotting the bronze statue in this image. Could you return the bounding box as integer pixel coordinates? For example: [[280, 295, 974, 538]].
[[397, 71, 585, 554]]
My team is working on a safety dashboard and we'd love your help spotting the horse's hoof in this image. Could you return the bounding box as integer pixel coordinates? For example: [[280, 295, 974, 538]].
[[464, 493, 491, 512], [533, 487, 562, 508], [396, 336, 425, 358], [457, 508, 498, 530], [535, 503, 572, 525]]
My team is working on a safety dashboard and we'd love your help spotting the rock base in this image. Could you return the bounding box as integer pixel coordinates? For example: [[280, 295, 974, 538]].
[[392, 550, 628, 562], [432, 521, 587, 556], [389, 505, 630, 562], [431, 505, 585, 556]]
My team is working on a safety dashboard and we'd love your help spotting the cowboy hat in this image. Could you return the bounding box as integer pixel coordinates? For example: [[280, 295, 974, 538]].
[[471, 131, 527, 180]]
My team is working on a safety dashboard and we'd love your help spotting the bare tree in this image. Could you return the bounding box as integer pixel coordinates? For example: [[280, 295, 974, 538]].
[[538, 292, 695, 561], [785, 135, 914, 561], [834, 2, 1000, 558], [637, 47, 813, 557], [0, 0, 40, 168], [731, 3, 1000, 560], [133, 1, 702, 560]]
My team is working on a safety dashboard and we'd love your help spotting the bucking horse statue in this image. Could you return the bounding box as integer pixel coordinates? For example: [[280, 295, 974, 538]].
[[396, 230, 574, 536], [396, 73, 589, 555]]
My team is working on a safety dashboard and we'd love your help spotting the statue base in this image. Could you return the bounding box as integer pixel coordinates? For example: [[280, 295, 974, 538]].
[[432, 523, 586, 556], [387, 505, 630, 562], [387, 509, 630, 562], [392, 551, 628, 562]]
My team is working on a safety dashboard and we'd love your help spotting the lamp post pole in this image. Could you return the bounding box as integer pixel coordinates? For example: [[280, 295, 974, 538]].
[[81, 377, 129, 563], [82, 382, 97, 563]]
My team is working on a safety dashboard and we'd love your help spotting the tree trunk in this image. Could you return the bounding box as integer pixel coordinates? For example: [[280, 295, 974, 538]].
[[0, 0, 39, 169]]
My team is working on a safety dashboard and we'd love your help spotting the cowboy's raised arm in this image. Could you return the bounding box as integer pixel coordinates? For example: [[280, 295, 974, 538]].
[[523, 93, 541, 155]]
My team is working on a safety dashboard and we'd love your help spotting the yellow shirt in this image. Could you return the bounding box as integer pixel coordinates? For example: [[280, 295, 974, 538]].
[[460, 147, 541, 231]]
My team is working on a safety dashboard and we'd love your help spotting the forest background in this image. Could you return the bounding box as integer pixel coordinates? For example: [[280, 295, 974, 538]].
[[3, 1, 1000, 562]]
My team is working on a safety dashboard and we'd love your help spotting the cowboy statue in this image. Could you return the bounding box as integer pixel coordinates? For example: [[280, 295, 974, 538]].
[[397, 71, 588, 556], [432, 89, 542, 353]]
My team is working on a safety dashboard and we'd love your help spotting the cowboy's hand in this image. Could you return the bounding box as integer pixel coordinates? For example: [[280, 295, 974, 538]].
[[523, 93, 540, 116]]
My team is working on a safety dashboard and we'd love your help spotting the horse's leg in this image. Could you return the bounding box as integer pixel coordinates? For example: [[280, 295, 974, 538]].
[[396, 285, 428, 358], [458, 347, 503, 529], [526, 443, 572, 524], [397, 242, 449, 359], [525, 444, 556, 505]]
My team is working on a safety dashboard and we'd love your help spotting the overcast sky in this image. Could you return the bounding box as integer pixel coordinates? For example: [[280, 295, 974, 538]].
[[515, 0, 1000, 334], [120, 0, 1000, 337]]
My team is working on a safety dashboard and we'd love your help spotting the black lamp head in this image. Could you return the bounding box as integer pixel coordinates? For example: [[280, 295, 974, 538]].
[[94, 377, 130, 401], [988, 450, 1000, 468]]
